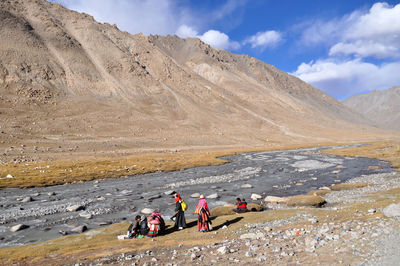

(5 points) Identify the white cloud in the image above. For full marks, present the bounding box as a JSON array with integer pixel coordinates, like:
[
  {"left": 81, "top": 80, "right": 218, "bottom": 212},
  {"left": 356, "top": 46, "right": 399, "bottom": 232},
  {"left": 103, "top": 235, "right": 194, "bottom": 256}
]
[
  {"left": 329, "top": 40, "right": 399, "bottom": 58},
  {"left": 199, "top": 30, "right": 240, "bottom": 50},
  {"left": 175, "top": 25, "right": 198, "bottom": 38},
  {"left": 53, "top": 0, "right": 242, "bottom": 51},
  {"left": 54, "top": 0, "right": 190, "bottom": 36},
  {"left": 292, "top": 59, "right": 400, "bottom": 98},
  {"left": 244, "top": 30, "right": 283, "bottom": 49},
  {"left": 300, "top": 2, "right": 400, "bottom": 59},
  {"left": 175, "top": 25, "right": 240, "bottom": 50}
]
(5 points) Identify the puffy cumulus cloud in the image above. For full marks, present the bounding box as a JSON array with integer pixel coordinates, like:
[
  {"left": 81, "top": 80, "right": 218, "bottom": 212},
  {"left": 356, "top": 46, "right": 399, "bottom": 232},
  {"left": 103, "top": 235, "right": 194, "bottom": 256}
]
[
  {"left": 175, "top": 26, "right": 240, "bottom": 50},
  {"left": 329, "top": 40, "right": 399, "bottom": 58},
  {"left": 244, "top": 30, "right": 283, "bottom": 49},
  {"left": 292, "top": 59, "right": 400, "bottom": 99},
  {"left": 199, "top": 30, "right": 240, "bottom": 50},
  {"left": 175, "top": 25, "right": 198, "bottom": 38},
  {"left": 300, "top": 2, "right": 400, "bottom": 59}
]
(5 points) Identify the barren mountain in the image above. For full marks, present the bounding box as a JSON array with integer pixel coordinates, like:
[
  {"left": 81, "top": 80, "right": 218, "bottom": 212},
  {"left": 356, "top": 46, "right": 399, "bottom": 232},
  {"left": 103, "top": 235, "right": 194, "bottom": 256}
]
[
  {"left": 343, "top": 86, "right": 400, "bottom": 131},
  {"left": 0, "top": 0, "right": 387, "bottom": 163}
]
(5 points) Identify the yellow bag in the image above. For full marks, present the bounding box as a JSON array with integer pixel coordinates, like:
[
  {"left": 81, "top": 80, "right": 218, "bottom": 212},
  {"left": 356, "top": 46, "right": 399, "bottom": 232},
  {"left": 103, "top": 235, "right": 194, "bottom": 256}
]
[{"left": 181, "top": 200, "right": 188, "bottom": 211}]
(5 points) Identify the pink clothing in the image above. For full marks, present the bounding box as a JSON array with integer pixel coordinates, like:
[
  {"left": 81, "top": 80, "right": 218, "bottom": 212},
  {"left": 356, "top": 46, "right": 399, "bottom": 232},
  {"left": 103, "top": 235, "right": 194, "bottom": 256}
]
[{"left": 198, "top": 198, "right": 207, "bottom": 208}]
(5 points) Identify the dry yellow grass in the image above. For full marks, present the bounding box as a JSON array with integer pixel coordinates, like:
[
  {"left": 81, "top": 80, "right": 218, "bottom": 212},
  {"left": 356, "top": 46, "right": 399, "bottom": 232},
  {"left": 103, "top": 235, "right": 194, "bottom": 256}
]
[
  {"left": 330, "top": 183, "right": 369, "bottom": 191},
  {"left": 323, "top": 141, "right": 400, "bottom": 171},
  {"left": 0, "top": 142, "right": 355, "bottom": 189}
]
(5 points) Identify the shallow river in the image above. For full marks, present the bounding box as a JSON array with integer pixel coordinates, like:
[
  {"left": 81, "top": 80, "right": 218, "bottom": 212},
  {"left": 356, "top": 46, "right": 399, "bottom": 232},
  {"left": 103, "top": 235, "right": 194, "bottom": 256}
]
[{"left": 0, "top": 145, "right": 393, "bottom": 248}]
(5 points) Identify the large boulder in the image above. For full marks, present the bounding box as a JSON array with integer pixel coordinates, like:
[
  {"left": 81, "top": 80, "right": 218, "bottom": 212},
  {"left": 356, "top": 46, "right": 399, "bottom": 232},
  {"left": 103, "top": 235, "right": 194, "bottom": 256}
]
[
  {"left": 286, "top": 195, "right": 326, "bottom": 207},
  {"left": 210, "top": 206, "right": 236, "bottom": 217},
  {"left": 264, "top": 196, "right": 287, "bottom": 203},
  {"left": 247, "top": 203, "right": 263, "bottom": 212},
  {"left": 383, "top": 203, "right": 400, "bottom": 217}
]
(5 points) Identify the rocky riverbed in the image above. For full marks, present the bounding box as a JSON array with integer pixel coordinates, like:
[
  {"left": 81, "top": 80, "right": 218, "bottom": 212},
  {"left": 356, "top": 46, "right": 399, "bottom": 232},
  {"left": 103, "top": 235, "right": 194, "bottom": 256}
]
[
  {"left": 0, "top": 145, "right": 393, "bottom": 248},
  {"left": 86, "top": 171, "right": 400, "bottom": 266}
]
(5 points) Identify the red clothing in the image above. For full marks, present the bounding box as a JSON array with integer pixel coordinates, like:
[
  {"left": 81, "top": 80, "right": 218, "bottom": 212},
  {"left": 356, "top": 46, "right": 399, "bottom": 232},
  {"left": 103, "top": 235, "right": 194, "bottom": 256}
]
[{"left": 238, "top": 202, "right": 247, "bottom": 209}]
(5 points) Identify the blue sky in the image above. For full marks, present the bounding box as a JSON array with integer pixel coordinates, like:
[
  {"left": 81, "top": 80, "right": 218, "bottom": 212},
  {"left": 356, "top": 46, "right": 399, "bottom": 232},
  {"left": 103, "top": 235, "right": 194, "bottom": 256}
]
[{"left": 51, "top": 0, "right": 400, "bottom": 100}]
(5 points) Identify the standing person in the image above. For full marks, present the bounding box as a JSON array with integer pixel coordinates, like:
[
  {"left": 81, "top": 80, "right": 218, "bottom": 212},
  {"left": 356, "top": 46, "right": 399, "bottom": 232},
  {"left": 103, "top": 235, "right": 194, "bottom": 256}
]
[
  {"left": 196, "top": 195, "right": 212, "bottom": 232},
  {"left": 173, "top": 193, "right": 187, "bottom": 230}
]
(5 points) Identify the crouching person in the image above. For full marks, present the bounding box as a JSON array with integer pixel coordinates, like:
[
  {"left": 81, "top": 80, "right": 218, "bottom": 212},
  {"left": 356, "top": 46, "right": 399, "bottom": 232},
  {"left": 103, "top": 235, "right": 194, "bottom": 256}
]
[{"left": 147, "top": 214, "right": 161, "bottom": 237}]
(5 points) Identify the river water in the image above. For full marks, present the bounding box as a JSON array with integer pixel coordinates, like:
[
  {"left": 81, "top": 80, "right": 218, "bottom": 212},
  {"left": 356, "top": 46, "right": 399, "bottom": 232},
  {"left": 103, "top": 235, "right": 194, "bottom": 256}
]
[{"left": 0, "top": 145, "right": 393, "bottom": 248}]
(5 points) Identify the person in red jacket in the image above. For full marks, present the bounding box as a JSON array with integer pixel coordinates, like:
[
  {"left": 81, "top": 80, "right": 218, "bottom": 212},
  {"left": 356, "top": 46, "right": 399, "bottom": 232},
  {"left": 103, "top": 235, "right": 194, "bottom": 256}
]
[{"left": 233, "top": 197, "right": 248, "bottom": 213}]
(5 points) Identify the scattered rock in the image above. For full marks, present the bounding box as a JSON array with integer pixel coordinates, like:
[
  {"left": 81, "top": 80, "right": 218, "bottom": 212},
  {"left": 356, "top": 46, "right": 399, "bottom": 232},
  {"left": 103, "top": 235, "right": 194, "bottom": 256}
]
[
  {"left": 251, "top": 193, "right": 262, "bottom": 201},
  {"left": 140, "top": 208, "right": 155, "bottom": 215},
  {"left": 368, "top": 165, "right": 383, "bottom": 170},
  {"left": 217, "top": 246, "right": 228, "bottom": 255},
  {"left": 79, "top": 212, "right": 92, "bottom": 219},
  {"left": 383, "top": 203, "right": 400, "bottom": 217},
  {"left": 190, "top": 193, "right": 200, "bottom": 198},
  {"left": 6, "top": 174, "right": 13, "bottom": 178},
  {"left": 264, "top": 196, "right": 287, "bottom": 203},
  {"left": 71, "top": 225, "right": 87, "bottom": 233},
  {"left": 245, "top": 251, "right": 254, "bottom": 257},
  {"left": 96, "top": 221, "right": 112, "bottom": 226},
  {"left": 9, "top": 224, "right": 29, "bottom": 232},
  {"left": 319, "top": 186, "right": 331, "bottom": 191},
  {"left": 21, "top": 196, "right": 33, "bottom": 203},
  {"left": 147, "top": 194, "right": 161, "bottom": 201},
  {"left": 368, "top": 207, "right": 376, "bottom": 213},
  {"left": 67, "top": 205, "right": 85, "bottom": 212},
  {"left": 295, "top": 182, "right": 304, "bottom": 186},
  {"left": 164, "top": 190, "right": 175, "bottom": 195},
  {"left": 241, "top": 184, "right": 253, "bottom": 188},
  {"left": 207, "top": 193, "right": 219, "bottom": 199},
  {"left": 47, "top": 192, "right": 56, "bottom": 196}
]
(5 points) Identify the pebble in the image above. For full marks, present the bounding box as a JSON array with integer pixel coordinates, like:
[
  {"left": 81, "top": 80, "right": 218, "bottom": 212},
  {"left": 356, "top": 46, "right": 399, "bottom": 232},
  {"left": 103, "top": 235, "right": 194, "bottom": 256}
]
[
  {"left": 66, "top": 205, "right": 85, "bottom": 212},
  {"left": 6, "top": 174, "right": 13, "bottom": 178},
  {"left": 241, "top": 184, "right": 253, "bottom": 188},
  {"left": 164, "top": 190, "right": 175, "bottom": 195},
  {"left": 245, "top": 251, "right": 254, "bottom": 257},
  {"left": 190, "top": 193, "right": 200, "bottom": 198},
  {"left": 217, "top": 246, "right": 228, "bottom": 254}
]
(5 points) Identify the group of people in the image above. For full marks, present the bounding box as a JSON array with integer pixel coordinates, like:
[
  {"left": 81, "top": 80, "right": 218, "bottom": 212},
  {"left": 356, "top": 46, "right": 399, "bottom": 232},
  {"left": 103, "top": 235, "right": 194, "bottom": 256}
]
[
  {"left": 126, "top": 212, "right": 166, "bottom": 239},
  {"left": 122, "top": 192, "right": 213, "bottom": 239}
]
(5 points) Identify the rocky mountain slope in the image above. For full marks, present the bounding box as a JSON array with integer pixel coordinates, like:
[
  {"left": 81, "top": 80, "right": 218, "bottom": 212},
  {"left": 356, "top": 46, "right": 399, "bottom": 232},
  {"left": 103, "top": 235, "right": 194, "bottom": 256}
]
[
  {"left": 0, "top": 0, "right": 387, "bottom": 163},
  {"left": 343, "top": 86, "right": 400, "bottom": 131}
]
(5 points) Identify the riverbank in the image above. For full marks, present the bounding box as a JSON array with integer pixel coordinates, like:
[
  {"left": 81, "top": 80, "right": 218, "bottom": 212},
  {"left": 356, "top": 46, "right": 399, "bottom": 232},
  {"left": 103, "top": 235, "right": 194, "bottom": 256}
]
[
  {"left": 0, "top": 142, "right": 371, "bottom": 189},
  {"left": 0, "top": 141, "right": 399, "bottom": 265}
]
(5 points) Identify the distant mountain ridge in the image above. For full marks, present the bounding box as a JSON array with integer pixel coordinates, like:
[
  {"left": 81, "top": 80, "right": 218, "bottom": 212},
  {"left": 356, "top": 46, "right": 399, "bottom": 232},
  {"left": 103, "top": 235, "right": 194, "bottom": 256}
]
[
  {"left": 343, "top": 87, "right": 400, "bottom": 131},
  {"left": 0, "top": 0, "right": 387, "bottom": 156}
]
